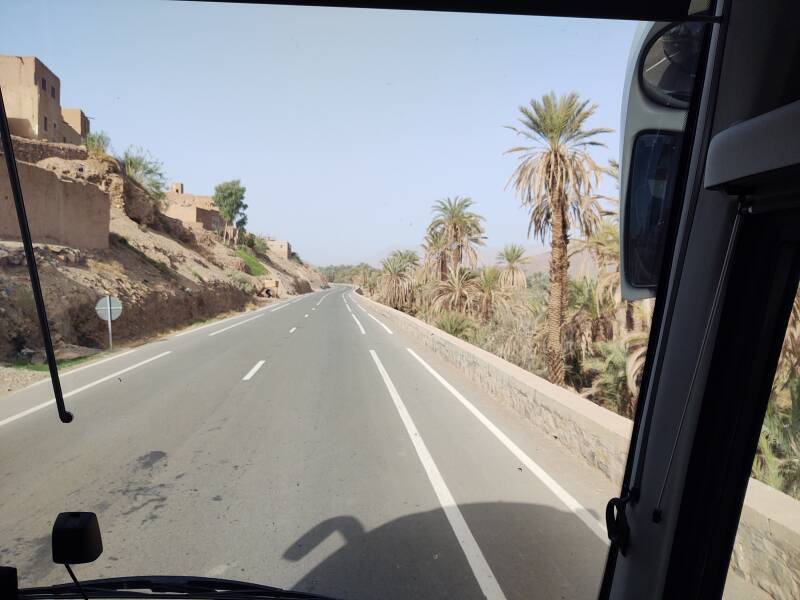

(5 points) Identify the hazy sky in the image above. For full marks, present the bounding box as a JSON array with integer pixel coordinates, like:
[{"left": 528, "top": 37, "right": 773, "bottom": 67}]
[{"left": 1, "top": 1, "right": 637, "bottom": 265}]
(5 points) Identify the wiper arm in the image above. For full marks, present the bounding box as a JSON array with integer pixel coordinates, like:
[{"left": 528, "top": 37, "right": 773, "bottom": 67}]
[{"left": 20, "top": 575, "right": 339, "bottom": 600}]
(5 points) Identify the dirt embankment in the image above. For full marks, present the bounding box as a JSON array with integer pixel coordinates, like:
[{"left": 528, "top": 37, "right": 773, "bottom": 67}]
[{"left": 0, "top": 139, "right": 326, "bottom": 362}]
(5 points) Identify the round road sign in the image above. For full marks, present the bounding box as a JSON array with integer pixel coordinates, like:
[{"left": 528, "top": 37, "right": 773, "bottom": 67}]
[{"left": 95, "top": 296, "right": 123, "bottom": 321}]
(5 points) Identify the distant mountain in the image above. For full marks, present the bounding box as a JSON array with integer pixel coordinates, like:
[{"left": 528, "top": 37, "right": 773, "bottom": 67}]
[{"left": 476, "top": 243, "right": 596, "bottom": 279}]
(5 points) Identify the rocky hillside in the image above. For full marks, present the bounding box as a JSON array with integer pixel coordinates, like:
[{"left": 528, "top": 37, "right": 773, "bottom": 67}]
[{"left": 0, "top": 138, "right": 325, "bottom": 362}]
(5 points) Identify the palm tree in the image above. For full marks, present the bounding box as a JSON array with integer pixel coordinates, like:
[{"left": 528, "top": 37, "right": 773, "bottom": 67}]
[
  {"left": 506, "top": 91, "right": 610, "bottom": 385},
  {"left": 496, "top": 244, "right": 529, "bottom": 289},
  {"left": 437, "top": 311, "right": 476, "bottom": 341},
  {"left": 377, "top": 254, "right": 413, "bottom": 310},
  {"left": 390, "top": 249, "right": 420, "bottom": 271},
  {"left": 475, "top": 266, "right": 507, "bottom": 322},
  {"left": 431, "top": 266, "right": 480, "bottom": 316},
  {"left": 422, "top": 229, "right": 450, "bottom": 282},
  {"left": 427, "top": 197, "right": 485, "bottom": 275}
]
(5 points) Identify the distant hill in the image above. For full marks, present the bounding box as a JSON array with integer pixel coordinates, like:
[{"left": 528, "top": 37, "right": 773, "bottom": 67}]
[{"left": 476, "top": 243, "right": 596, "bottom": 279}]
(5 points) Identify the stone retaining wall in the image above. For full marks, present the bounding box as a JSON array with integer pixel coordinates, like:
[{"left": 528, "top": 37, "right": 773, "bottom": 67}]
[{"left": 359, "top": 292, "right": 800, "bottom": 600}]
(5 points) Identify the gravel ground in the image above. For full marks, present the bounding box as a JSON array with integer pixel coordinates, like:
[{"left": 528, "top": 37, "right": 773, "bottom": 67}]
[{"left": 0, "top": 366, "right": 48, "bottom": 397}]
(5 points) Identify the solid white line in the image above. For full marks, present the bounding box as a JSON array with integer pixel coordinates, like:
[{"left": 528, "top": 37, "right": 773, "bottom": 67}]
[
  {"left": 271, "top": 302, "right": 291, "bottom": 312},
  {"left": 290, "top": 327, "right": 297, "bottom": 333},
  {"left": 208, "top": 314, "right": 263, "bottom": 337},
  {"left": 242, "top": 360, "right": 266, "bottom": 381},
  {"left": 0, "top": 351, "right": 172, "bottom": 428},
  {"left": 406, "top": 348, "right": 608, "bottom": 542},
  {"left": 18, "top": 348, "right": 141, "bottom": 393},
  {"left": 351, "top": 314, "right": 366, "bottom": 335},
  {"left": 369, "top": 350, "right": 506, "bottom": 600},
  {"left": 345, "top": 304, "right": 353, "bottom": 314},
  {"left": 312, "top": 307, "right": 316, "bottom": 311},
  {"left": 173, "top": 304, "right": 272, "bottom": 338}
]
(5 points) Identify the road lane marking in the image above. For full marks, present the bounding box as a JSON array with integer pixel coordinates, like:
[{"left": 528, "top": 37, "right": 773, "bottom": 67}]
[
  {"left": 0, "top": 351, "right": 172, "bottom": 428},
  {"left": 242, "top": 360, "right": 266, "bottom": 381},
  {"left": 349, "top": 297, "right": 393, "bottom": 334},
  {"left": 290, "top": 327, "right": 297, "bottom": 333},
  {"left": 369, "top": 350, "right": 506, "bottom": 600},
  {"left": 345, "top": 304, "right": 352, "bottom": 313},
  {"left": 316, "top": 292, "right": 333, "bottom": 306},
  {"left": 365, "top": 312, "right": 393, "bottom": 334},
  {"left": 271, "top": 302, "right": 291, "bottom": 312},
  {"left": 406, "top": 348, "right": 608, "bottom": 542},
  {"left": 19, "top": 348, "right": 142, "bottom": 393},
  {"left": 351, "top": 314, "right": 366, "bottom": 335},
  {"left": 312, "top": 307, "right": 316, "bottom": 311},
  {"left": 304, "top": 314, "right": 309, "bottom": 318},
  {"left": 208, "top": 314, "right": 263, "bottom": 337}
]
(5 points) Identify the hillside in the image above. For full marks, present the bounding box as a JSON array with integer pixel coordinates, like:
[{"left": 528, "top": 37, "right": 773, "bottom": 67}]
[{"left": 0, "top": 139, "right": 325, "bottom": 363}]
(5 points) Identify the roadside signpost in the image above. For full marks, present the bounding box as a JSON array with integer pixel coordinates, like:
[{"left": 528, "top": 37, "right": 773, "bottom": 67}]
[{"left": 95, "top": 295, "right": 122, "bottom": 350}]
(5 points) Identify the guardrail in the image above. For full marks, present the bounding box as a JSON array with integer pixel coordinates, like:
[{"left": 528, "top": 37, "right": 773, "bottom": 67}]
[{"left": 358, "top": 292, "right": 800, "bottom": 600}]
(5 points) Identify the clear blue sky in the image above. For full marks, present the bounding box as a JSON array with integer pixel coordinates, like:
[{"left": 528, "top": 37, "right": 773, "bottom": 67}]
[{"left": 1, "top": 1, "right": 637, "bottom": 265}]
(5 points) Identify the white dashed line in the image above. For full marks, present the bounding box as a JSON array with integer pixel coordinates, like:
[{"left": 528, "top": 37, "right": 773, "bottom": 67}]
[
  {"left": 242, "top": 360, "right": 266, "bottom": 381},
  {"left": 406, "top": 348, "right": 607, "bottom": 542},
  {"left": 304, "top": 314, "right": 309, "bottom": 318},
  {"left": 208, "top": 314, "right": 263, "bottom": 337},
  {"left": 369, "top": 350, "right": 506, "bottom": 600},
  {"left": 290, "top": 327, "right": 297, "bottom": 333}
]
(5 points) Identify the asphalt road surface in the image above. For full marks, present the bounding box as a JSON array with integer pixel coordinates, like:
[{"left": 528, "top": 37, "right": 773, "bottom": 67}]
[{"left": 0, "top": 286, "right": 765, "bottom": 599}]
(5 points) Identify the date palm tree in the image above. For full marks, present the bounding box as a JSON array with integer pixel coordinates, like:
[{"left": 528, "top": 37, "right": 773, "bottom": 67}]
[
  {"left": 427, "top": 197, "right": 485, "bottom": 275},
  {"left": 431, "top": 266, "right": 480, "bottom": 316},
  {"left": 378, "top": 254, "right": 413, "bottom": 310},
  {"left": 475, "top": 266, "right": 507, "bottom": 322},
  {"left": 422, "top": 229, "right": 450, "bottom": 282},
  {"left": 505, "top": 91, "right": 610, "bottom": 385},
  {"left": 496, "top": 244, "right": 529, "bottom": 289}
]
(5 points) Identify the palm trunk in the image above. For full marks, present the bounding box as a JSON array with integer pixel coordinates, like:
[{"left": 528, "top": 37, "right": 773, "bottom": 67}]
[
  {"left": 546, "top": 196, "right": 568, "bottom": 386},
  {"left": 625, "top": 301, "right": 635, "bottom": 332}
]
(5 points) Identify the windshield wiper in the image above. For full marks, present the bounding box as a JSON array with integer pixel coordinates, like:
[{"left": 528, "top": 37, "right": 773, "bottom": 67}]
[{"left": 19, "top": 576, "right": 339, "bottom": 600}]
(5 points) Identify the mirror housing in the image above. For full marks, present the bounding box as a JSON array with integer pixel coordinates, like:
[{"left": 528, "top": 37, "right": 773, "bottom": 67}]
[
  {"left": 620, "top": 22, "right": 703, "bottom": 300},
  {"left": 52, "top": 512, "right": 103, "bottom": 565}
]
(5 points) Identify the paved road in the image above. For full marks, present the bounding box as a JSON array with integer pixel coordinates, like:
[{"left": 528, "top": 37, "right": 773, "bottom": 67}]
[{"left": 0, "top": 286, "right": 764, "bottom": 599}]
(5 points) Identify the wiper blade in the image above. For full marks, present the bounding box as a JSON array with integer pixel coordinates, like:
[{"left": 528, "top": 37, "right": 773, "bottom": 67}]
[{"left": 20, "top": 575, "right": 339, "bottom": 599}]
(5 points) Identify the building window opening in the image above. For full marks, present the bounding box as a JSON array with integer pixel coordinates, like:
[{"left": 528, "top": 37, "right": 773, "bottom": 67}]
[
  {"left": 51, "top": 85, "right": 55, "bottom": 99},
  {"left": 41, "top": 77, "right": 46, "bottom": 90}
]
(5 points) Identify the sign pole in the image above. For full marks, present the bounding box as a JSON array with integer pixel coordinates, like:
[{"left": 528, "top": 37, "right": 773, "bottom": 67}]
[{"left": 106, "top": 294, "right": 113, "bottom": 350}]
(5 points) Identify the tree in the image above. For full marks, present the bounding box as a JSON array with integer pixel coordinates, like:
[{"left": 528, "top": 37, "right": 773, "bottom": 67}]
[
  {"left": 431, "top": 266, "right": 480, "bottom": 316},
  {"left": 475, "top": 266, "right": 506, "bottom": 322},
  {"left": 378, "top": 254, "right": 414, "bottom": 310},
  {"left": 496, "top": 244, "right": 529, "bottom": 289},
  {"left": 422, "top": 229, "right": 450, "bottom": 282},
  {"left": 213, "top": 180, "right": 248, "bottom": 244},
  {"left": 427, "top": 197, "right": 485, "bottom": 275},
  {"left": 505, "top": 92, "right": 610, "bottom": 385}
]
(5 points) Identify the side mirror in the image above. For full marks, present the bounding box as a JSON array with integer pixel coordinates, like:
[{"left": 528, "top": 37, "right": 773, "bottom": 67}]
[
  {"left": 620, "top": 21, "right": 705, "bottom": 300},
  {"left": 52, "top": 512, "right": 103, "bottom": 565}
]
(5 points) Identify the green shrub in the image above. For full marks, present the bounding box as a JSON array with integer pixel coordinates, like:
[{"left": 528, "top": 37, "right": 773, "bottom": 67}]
[
  {"left": 83, "top": 131, "right": 111, "bottom": 156},
  {"left": 121, "top": 146, "right": 167, "bottom": 204},
  {"left": 437, "top": 311, "right": 475, "bottom": 341},
  {"left": 236, "top": 248, "right": 267, "bottom": 276}
]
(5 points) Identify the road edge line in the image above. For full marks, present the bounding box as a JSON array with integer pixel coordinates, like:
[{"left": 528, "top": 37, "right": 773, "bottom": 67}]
[
  {"left": 406, "top": 347, "right": 608, "bottom": 542},
  {"left": 369, "top": 349, "right": 507, "bottom": 600}
]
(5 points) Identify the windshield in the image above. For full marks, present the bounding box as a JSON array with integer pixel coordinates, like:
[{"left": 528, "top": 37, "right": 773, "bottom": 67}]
[{"left": 0, "top": 2, "right": 793, "bottom": 599}]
